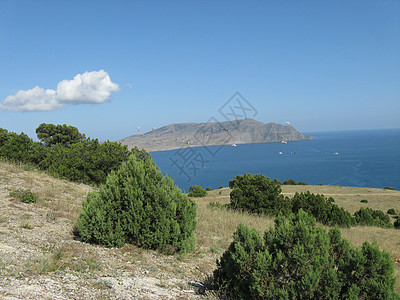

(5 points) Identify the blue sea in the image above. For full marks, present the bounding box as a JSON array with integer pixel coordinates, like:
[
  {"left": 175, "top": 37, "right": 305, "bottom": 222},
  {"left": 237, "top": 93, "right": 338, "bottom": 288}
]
[{"left": 151, "top": 129, "right": 400, "bottom": 192}]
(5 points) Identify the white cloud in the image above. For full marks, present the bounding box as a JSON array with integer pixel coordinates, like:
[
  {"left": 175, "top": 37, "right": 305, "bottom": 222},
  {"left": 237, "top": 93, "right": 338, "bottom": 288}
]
[
  {"left": 56, "top": 70, "right": 120, "bottom": 104},
  {"left": 0, "top": 86, "right": 61, "bottom": 112},
  {"left": 0, "top": 70, "right": 119, "bottom": 112}
]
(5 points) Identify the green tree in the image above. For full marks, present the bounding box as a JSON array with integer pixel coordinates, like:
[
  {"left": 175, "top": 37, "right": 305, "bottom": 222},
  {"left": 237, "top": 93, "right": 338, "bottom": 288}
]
[
  {"left": 188, "top": 185, "right": 207, "bottom": 197},
  {"left": 283, "top": 178, "right": 298, "bottom": 185},
  {"left": 36, "top": 123, "right": 85, "bottom": 147},
  {"left": 212, "top": 210, "right": 399, "bottom": 299},
  {"left": 77, "top": 154, "right": 197, "bottom": 253},
  {"left": 228, "top": 173, "right": 290, "bottom": 215}
]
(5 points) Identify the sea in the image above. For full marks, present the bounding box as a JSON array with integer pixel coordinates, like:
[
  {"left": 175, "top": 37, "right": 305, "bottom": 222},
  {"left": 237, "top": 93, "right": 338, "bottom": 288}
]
[{"left": 151, "top": 129, "right": 400, "bottom": 192}]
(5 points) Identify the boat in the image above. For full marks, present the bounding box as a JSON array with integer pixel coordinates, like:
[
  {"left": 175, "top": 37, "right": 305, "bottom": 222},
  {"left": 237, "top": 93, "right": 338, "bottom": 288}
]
[
  {"left": 231, "top": 144, "right": 237, "bottom": 147},
  {"left": 333, "top": 152, "right": 339, "bottom": 155},
  {"left": 281, "top": 141, "right": 288, "bottom": 144},
  {"left": 278, "top": 152, "right": 283, "bottom": 155}
]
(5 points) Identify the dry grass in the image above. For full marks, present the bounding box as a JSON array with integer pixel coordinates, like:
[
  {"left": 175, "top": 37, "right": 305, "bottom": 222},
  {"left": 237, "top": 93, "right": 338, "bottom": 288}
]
[{"left": 0, "top": 159, "right": 92, "bottom": 221}]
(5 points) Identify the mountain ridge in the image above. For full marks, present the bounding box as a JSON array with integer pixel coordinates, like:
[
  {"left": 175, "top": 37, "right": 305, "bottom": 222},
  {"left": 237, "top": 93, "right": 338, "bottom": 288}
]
[{"left": 118, "top": 118, "right": 313, "bottom": 152}]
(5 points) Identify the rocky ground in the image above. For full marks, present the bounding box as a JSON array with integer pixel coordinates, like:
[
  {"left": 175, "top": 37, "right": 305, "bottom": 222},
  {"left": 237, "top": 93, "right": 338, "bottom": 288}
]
[{"left": 0, "top": 162, "right": 218, "bottom": 299}]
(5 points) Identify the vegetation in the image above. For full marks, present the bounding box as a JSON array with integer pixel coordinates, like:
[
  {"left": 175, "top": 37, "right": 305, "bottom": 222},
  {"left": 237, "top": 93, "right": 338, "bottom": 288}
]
[
  {"left": 385, "top": 186, "right": 395, "bottom": 190},
  {"left": 0, "top": 124, "right": 147, "bottom": 185},
  {"left": 282, "top": 179, "right": 308, "bottom": 185},
  {"left": 360, "top": 199, "right": 368, "bottom": 203},
  {"left": 9, "top": 188, "right": 39, "bottom": 203},
  {"left": 188, "top": 185, "right": 207, "bottom": 197},
  {"left": 77, "top": 154, "right": 197, "bottom": 253},
  {"left": 354, "top": 207, "right": 393, "bottom": 228},
  {"left": 388, "top": 208, "right": 397, "bottom": 215},
  {"left": 212, "top": 210, "right": 399, "bottom": 299},
  {"left": 228, "top": 173, "right": 397, "bottom": 229},
  {"left": 291, "top": 191, "right": 355, "bottom": 227},
  {"left": 228, "top": 173, "right": 289, "bottom": 216},
  {"left": 1, "top": 160, "right": 400, "bottom": 295},
  {"left": 283, "top": 178, "right": 297, "bottom": 185},
  {"left": 228, "top": 174, "right": 354, "bottom": 227},
  {"left": 394, "top": 218, "right": 400, "bottom": 229}
]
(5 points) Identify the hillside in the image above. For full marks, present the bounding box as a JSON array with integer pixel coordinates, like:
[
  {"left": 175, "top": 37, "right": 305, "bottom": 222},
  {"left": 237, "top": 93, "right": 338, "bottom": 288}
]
[
  {"left": 118, "top": 118, "right": 313, "bottom": 152},
  {"left": 1, "top": 160, "right": 399, "bottom": 298}
]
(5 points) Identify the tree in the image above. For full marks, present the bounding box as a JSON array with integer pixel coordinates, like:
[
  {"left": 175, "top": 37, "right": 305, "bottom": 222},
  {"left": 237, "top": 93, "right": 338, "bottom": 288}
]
[
  {"left": 228, "top": 173, "right": 290, "bottom": 215},
  {"left": 188, "top": 185, "right": 207, "bottom": 197},
  {"left": 77, "top": 154, "right": 197, "bottom": 253},
  {"left": 36, "top": 123, "right": 85, "bottom": 147},
  {"left": 212, "top": 210, "right": 399, "bottom": 299}
]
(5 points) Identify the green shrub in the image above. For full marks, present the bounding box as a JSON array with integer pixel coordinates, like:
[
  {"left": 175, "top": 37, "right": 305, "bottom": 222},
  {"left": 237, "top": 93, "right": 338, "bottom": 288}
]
[
  {"left": 387, "top": 208, "right": 397, "bottom": 215},
  {"left": 1, "top": 124, "right": 144, "bottom": 186},
  {"left": 354, "top": 207, "right": 393, "bottom": 228},
  {"left": 394, "top": 218, "right": 400, "bottom": 229},
  {"left": 9, "top": 189, "right": 38, "bottom": 203},
  {"left": 298, "top": 181, "right": 308, "bottom": 185},
  {"left": 228, "top": 173, "right": 290, "bottom": 215},
  {"left": 384, "top": 186, "right": 395, "bottom": 190},
  {"left": 77, "top": 154, "right": 197, "bottom": 253},
  {"left": 360, "top": 199, "right": 368, "bottom": 203},
  {"left": 283, "top": 178, "right": 297, "bottom": 185},
  {"left": 291, "top": 192, "right": 355, "bottom": 227},
  {"left": 205, "top": 187, "right": 212, "bottom": 191},
  {"left": 188, "top": 185, "right": 207, "bottom": 197},
  {"left": 212, "top": 210, "right": 399, "bottom": 299}
]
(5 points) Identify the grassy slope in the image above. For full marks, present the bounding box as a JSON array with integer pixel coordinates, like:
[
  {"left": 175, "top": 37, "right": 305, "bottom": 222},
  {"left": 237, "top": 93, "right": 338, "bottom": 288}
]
[{"left": 1, "top": 159, "right": 400, "bottom": 296}]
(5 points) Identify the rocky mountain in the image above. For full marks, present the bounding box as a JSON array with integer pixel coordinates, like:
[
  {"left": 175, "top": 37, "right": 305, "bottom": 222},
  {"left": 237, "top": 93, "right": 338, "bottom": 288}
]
[{"left": 118, "top": 118, "right": 313, "bottom": 152}]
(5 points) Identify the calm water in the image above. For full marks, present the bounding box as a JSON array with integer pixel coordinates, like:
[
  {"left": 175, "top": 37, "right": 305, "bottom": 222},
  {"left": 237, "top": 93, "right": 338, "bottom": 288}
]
[{"left": 151, "top": 129, "right": 400, "bottom": 192}]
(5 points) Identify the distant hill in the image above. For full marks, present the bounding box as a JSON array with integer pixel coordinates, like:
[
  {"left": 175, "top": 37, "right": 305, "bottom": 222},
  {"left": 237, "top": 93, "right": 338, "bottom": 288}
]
[{"left": 118, "top": 118, "right": 313, "bottom": 152}]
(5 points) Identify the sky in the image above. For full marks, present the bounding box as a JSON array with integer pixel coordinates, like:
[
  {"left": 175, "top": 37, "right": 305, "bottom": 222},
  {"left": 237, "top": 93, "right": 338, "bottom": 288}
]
[{"left": 0, "top": 0, "right": 399, "bottom": 141}]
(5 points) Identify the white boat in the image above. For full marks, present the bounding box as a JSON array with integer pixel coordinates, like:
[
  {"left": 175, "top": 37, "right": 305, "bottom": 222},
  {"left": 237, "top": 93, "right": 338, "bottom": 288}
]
[
  {"left": 333, "top": 152, "right": 339, "bottom": 155},
  {"left": 278, "top": 152, "right": 283, "bottom": 155},
  {"left": 281, "top": 141, "right": 288, "bottom": 144},
  {"left": 231, "top": 144, "right": 237, "bottom": 147}
]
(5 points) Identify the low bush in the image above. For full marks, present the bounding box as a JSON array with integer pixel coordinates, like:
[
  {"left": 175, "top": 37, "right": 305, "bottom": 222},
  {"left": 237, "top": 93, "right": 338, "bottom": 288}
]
[
  {"left": 77, "top": 154, "right": 197, "bottom": 253},
  {"left": 283, "top": 178, "right": 297, "bottom": 185},
  {"left": 394, "top": 218, "right": 400, "bottom": 229},
  {"left": 188, "top": 185, "right": 207, "bottom": 197},
  {"left": 9, "top": 189, "right": 38, "bottom": 203},
  {"left": 360, "top": 199, "right": 368, "bottom": 203},
  {"left": 212, "top": 210, "right": 399, "bottom": 299},
  {"left": 384, "top": 186, "right": 395, "bottom": 190},
  {"left": 228, "top": 173, "right": 290, "bottom": 216},
  {"left": 354, "top": 207, "right": 393, "bottom": 228},
  {"left": 387, "top": 208, "right": 397, "bottom": 215},
  {"left": 291, "top": 192, "right": 355, "bottom": 227}
]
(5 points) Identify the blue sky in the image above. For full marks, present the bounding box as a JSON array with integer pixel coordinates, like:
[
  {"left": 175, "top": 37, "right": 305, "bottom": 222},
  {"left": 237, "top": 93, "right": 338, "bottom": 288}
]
[{"left": 0, "top": 0, "right": 399, "bottom": 141}]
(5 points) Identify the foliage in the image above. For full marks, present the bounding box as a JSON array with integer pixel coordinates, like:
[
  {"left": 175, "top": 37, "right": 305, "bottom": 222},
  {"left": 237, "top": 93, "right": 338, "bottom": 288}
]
[
  {"left": 387, "top": 208, "right": 397, "bottom": 215},
  {"left": 354, "top": 207, "right": 393, "bottom": 228},
  {"left": 291, "top": 192, "right": 355, "bottom": 227},
  {"left": 0, "top": 124, "right": 146, "bottom": 185},
  {"left": 36, "top": 123, "right": 85, "bottom": 147},
  {"left": 9, "top": 189, "right": 39, "bottom": 203},
  {"left": 283, "top": 178, "right": 297, "bottom": 185},
  {"left": 0, "top": 128, "right": 35, "bottom": 163},
  {"left": 229, "top": 173, "right": 290, "bottom": 215},
  {"left": 188, "top": 185, "right": 207, "bottom": 197},
  {"left": 394, "top": 218, "right": 400, "bottom": 229},
  {"left": 77, "top": 154, "right": 197, "bottom": 253},
  {"left": 212, "top": 210, "right": 399, "bottom": 299},
  {"left": 360, "top": 199, "right": 368, "bottom": 203},
  {"left": 384, "top": 186, "right": 395, "bottom": 190}
]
